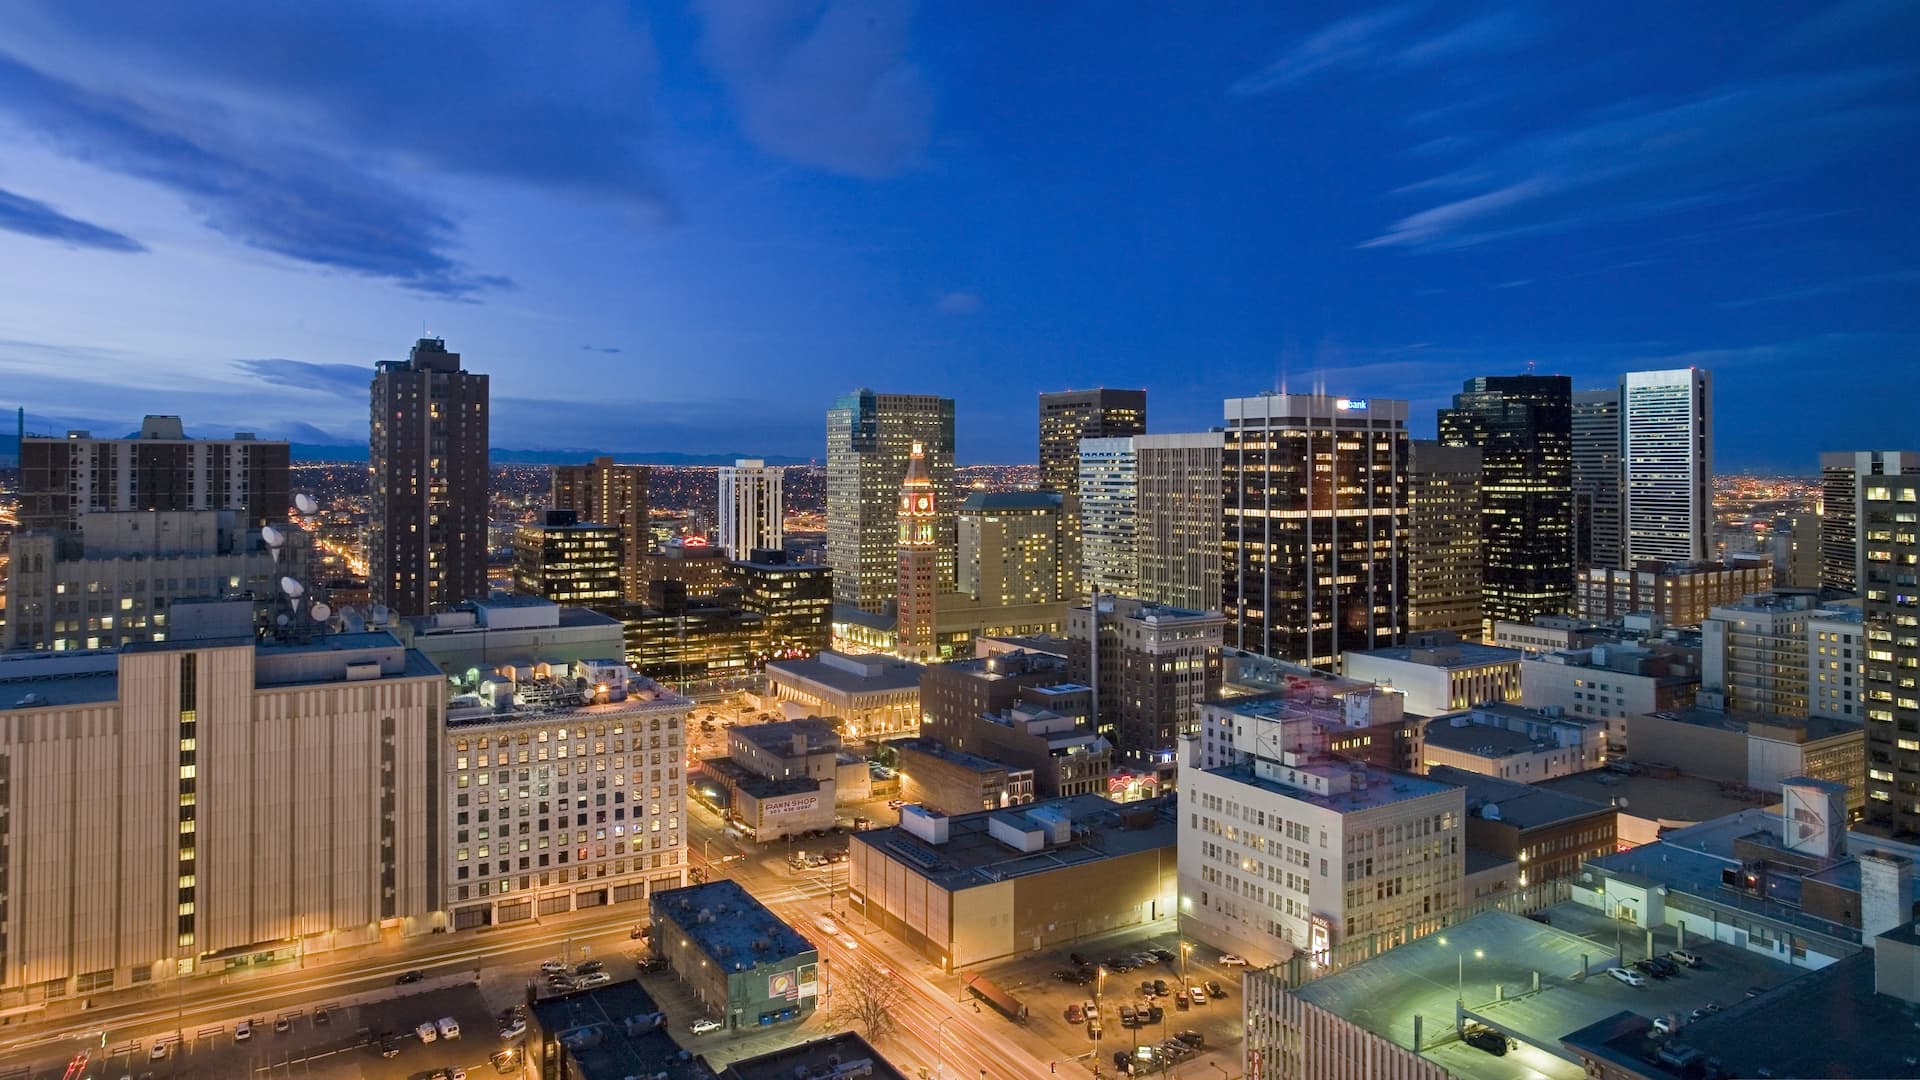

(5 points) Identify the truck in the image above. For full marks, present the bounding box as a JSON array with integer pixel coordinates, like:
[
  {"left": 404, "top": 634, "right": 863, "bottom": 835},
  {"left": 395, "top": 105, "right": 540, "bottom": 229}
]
[{"left": 964, "top": 973, "right": 1029, "bottom": 1023}]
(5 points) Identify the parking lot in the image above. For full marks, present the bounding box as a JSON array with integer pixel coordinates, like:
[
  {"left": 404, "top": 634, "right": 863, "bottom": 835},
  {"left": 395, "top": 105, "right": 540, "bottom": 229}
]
[
  {"left": 970, "top": 928, "right": 1247, "bottom": 1075},
  {"left": 82, "top": 984, "right": 515, "bottom": 1080}
]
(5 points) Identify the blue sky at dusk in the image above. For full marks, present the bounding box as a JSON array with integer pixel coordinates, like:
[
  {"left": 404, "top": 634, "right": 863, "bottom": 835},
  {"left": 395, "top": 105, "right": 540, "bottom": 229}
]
[{"left": 0, "top": 2, "right": 1914, "bottom": 467}]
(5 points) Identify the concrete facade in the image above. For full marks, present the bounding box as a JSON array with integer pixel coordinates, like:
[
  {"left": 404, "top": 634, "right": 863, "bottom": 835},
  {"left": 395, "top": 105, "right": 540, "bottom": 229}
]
[{"left": 1341, "top": 635, "right": 1524, "bottom": 718}]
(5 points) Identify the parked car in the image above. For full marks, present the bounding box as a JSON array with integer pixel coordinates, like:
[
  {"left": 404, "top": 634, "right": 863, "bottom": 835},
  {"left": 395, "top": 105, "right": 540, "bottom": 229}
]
[
  {"left": 1144, "top": 1004, "right": 1163, "bottom": 1023},
  {"left": 630, "top": 925, "right": 651, "bottom": 940},
  {"left": 1669, "top": 950, "right": 1703, "bottom": 968},
  {"left": 577, "top": 972, "right": 612, "bottom": 989},
  {"left": 235, "top": 1021, "right": 253, "bottom": 1043},
  {"left": 1176, "top": 1030, "right": 1204, "bottom": 1048},
  {"left": 575, "top": 960, "right": 605, "bottom": 976},
  {"left": 1651, "top": 1016, "right": 1677, "bottom": 1036},
  {"left": 148, "top": 1042, "right": 168, "bottom": 1062},
  {"left": 1065, "top": 1004, "right": 1085, "bottom": 1023},
  {"left": 416, "top": 1021, "right": 438, "bottom": 1043},
  {"left": 852, "top": 817, "right": 871, "bottom": 830},
  {"left": 1218, "top": 954, "right": 1248, "bottom": 967},
  {"left": 690, "top": 1018, "right": 724, "bottom": 1035},
  {"left": 1086, "top": 1017, "right": 1102, "bottom": 1038},
  {"left": 1151, "top": 948, "right": 1176, "bottom": 963},
  {"left": 1174, "top": 992, "right": 1189, "bottom": 1010},
  {"left": 274, "top": 1016, "right": 291, "bottom": 1034},
  {"left": 314, "top": 1008, "right": 331, "bottom": 1026},
  {"left": 1189, "top": 986, "right": 1208, "bottom": 1005},
  {"left": 499, "top": 1018, "right": 527, "bottom": 1040},
  {"left": 436, "top": 1017, "right": 460, "bottom": 1040},
  {"left": 1069, "top": 952, "right": 1089, "bottom": 967},
  {"left": 1153, "top": 978, "right": 1170, "bottom": 995},
  {"left": 1206, "top": 980, "right": 1227, "bottom": 999},
  {"left": 1463, "top": 1028, "right": 1509, "bottom": 1056},
  {"left": 1055, "top": 969, "right": 1082, "bottom": 983},
  {"left": 397, "top": 970, "right": 425, "bottom": 984},
  {"left": 1608, "top": 967, "right": 1647, "bottom": 987},
  {"left": 380, "top": 1036, "right": 401, "bottom": 1059},
  {"left": 1119, "top": 1005, "right": 1137, "bottom": 1027},
  {"left": 1646, "top": 956, "right": 1679, "bottom": 977}
]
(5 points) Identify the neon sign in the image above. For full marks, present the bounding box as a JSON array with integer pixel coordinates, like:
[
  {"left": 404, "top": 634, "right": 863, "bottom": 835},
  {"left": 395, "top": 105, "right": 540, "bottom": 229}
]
[{"left": 1335, "top": 398, "right": 1368, "bottom": 411}]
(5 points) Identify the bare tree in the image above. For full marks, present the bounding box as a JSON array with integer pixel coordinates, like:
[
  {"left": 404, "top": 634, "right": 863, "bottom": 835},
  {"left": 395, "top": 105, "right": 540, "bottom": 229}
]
[{"left": 832, "top": 961, "right": 904, "bottom": 1041}]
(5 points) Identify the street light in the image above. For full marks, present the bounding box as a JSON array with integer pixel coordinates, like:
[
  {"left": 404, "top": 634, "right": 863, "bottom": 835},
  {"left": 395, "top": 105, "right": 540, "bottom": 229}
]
[
  {"left": 1179, "top": 942, "right": 1193, "bottom": 992},
  {"left": 936, "top": 1015, "right": 954, "bottom": 1080}
]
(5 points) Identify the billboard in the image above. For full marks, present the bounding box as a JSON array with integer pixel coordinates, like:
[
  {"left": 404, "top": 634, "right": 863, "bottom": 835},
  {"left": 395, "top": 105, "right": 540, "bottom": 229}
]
[
  {"left": 769, "top": 969, "right": 799, "bottom": 1001},
  {"left": 761, "top": 792, "right": 821, "bottom": 817}
]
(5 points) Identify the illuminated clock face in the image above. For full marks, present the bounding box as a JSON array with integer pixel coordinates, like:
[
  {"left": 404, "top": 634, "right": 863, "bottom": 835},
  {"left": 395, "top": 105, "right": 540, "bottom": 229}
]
[{"left": 916, "top": 495, "right": 931, "bottom": 512}]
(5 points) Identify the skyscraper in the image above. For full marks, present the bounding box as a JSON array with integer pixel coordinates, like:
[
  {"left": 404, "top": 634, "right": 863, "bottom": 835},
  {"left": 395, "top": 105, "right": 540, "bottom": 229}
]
[
  {"left": 1439, "top": 374, "right": 1574, "bottom": 630},
  {"left": 1406, "top": 440, "right": 1484, "bottom": 640},
  {"left": 19, "top": 414, "right": 289, "bottom": 532},
  {"left": 1040, "top": 388, "right": 1146, "bottom": 600},
  {"left": 552, "top": 456, "right": 651, "bottom": 602},
  {"left": 1620, "top": 368, "right": 1712, "bottom": 566},
  {"left": 826, "top": 390, "right": 955, "bottom": 612},
  {"left": 1135, "top": 432, "right": 1223, "bottom": 612},
  {"left": 957, "top": 491, "right": 1065, "bottom": 606},
  {"left": 717, "top": 458, "right": 784, "bottom": 559},
  {"left": 1819, "top": 451, "right": 1920, "bottom": 594},
  {"left": 1860, "top": 472, "right": 1920, "bottom": 838},
  {"left": 370, "top": 337, "right": 489, "bottom": 616},
  {"left": 1223, "top": 394, "right": 1408, "bottom": 668},
  {"left": 1077, "top": 436, "right": 1139, "bottom": 598},
  {"left": 1572, "top": 388, "right": 1623, "bottom": 570},
  {"left": 895, "top": 441, "right": 939, "bottom": 661},
  {"left": 1037, "top": 388, "right": 1147, "bottom": 495}
]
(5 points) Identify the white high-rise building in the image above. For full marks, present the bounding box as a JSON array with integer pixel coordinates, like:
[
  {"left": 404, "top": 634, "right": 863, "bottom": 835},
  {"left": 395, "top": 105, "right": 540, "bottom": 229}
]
[
  {"left": 718, "top": 458, "right": 784, "bottom": 559},
  {"left": 1077, "top": 437, "right": 1138, "bottom": 598},
  {"left": 1077, "top": 432, "right": 1223, "bottom": 611},
  {"left": 1620, "top": 369, "right": 1712, "bottom": 566}
]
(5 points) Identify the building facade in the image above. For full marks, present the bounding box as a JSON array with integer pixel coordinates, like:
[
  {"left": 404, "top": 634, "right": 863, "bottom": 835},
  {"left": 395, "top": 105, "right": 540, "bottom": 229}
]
[
  {"left": 1520, "top": 642, "right": 1702, "bottom": 756},
  {"left": 1136, "top": 432, "right": 1224, "bottom": 611},
  {"left": 1340, "top": 635, "right": 1525, "bottom": 718},
  {"left": 0, "top": 631, "right": 441, "bottom": 1000},
  {"left": 919, "top": 651, "right": 1113, "bottom": 798},
  {"left": 1572, "top": 387, "right": 1623, "bottom": 572},
  {"left": 370, "top": 337, "right": 489, "bottom": 616},
  {"left": 1038, "top": 388, "right": 1146, "bottom": 495},
  {"left": 1576, "top": 557, "right": 1774, "bottom": 628},
  {"left": 956, "top": 491, "right": 1064, "bottom": 606},
  {"left": 1619, "top": 368, "right": 1712, "bottom": 566},
  {"left": 1820, "top": 451, "right": 1920, "bottom": 594},
  {"left": 1076, "top": 436, "right": 1139, "bottom": 598},
  {"left": 1223, "top": 394, "right": 1409, "bottom": 669},
  {"left": 1810, "top": 605, "right": 1867, "bottom": 721},
  {"left": 728, "top": 552, "right": 832, "bottom": 660},
  {"left": 1405, "top": 440, "right": 1484, "bottom": 640},
  {"left": 513, "top": 510, "right": 622, "bottom": 607},
  {"left": 895, "top": 441, "right": 940, "bottom": 661},
  {"left": 650, "top": 880, "right": 818, "bottom": 1032},
  {"left": 1861, "top": 473, "right": 1920, "bottom": 838},
  {"left": 1066, "top": 597, "right": 1225, "bottom": 770},
  {"left": 1438, "top": 374, "right": 1574, "bottom": 631},
  {"left": 826, "top": 390, "right": 955, "bottom": 611},
  {"left": 18, "top": 415, "right": 289, "bottom": 533},
  {"left": 717, "top": 459, "right": 783, "bottom": 560},
  {"left": 443, "top": 670, "right": 690, "bottom": 928},
  {"left": 763, "top": 651, "right": 923, "bottom": 739},
  {"left": 893, "top": 738, "right": 1033, "bottom": 814},
  {"left": 552, "top": 456, "right": 652, "bottom": 603}
]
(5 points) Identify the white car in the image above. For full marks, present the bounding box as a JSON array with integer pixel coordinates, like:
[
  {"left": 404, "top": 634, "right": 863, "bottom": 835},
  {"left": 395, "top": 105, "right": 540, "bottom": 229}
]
[
  {"left": 235, "top": 1020, "right": 253, "bottom": 1042},
  {"left": 436, "top": 1016, "right": 460, "bottom": 1040},
  {"left": 1607, "top": 967, "right": 1646, "bottom": 987},
  {"left": 149, "top": 1042, "right": 169, "bottom": 1061},
  {"left": 539, "top": 960, "right": 568, "bottom": 975},
  {"left": 1651, "top": 1016, "right": 1677, "bottom": 1036},
  {"left": 499, "top": 1018, "right": 527, "bottom": 1040},
  {"left": 416, "top": 1020, "right": 438, "bottom": 1043},
  {"left": 1218, "top": 954, "right": 1248, "bottom": 967},
  {"left": 690, "top": 1018, "right": 724, "bottom": 1035}
]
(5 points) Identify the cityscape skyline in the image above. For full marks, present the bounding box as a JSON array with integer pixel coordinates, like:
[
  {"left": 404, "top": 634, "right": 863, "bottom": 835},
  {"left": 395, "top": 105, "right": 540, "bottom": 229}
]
[{"left": 0, "top": 3, "right": 1915, "bottom": 467}]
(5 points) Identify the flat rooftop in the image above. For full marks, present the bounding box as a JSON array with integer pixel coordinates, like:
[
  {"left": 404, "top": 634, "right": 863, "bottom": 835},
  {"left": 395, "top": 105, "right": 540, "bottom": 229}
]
[
  {"left": 977, "top": 633, "right": 1072, "bottom": 657},
  {"left": 731, "top": 717, "right": 841, "bottom": 754},
  {"left": 1643, "top": 704, "right": 1863, "bottom": 742},
  {"left": 651, "top": 879, "right": 813, "bottom": 974},
  {"left": 853, "top": 792, "right": 1175, "bottom": 892},
  {"left": 446, "top": 684, "right": 691, "bottom": 731},
  {"left": 893, "top": 737, "right": 1010, "bottom": 775},
  {"left": 1535, "top": 768, "right": 1774, "bottom": 826},
  {"left": 1348, "top": 641, "right": 1523, "bottom": 668},
  {"left": 1203, "top": 759, "right": 1457, "bottom": 814},
  {"left": 1426, "top": 766, "right": 1613, "bottom": 830},
  {"left": 530, "top": 980, "right": 701, "bottom": 1080},
  {"left": 766, "top": 652, "right": 924, "bottom": 693},
  {"left": 1587, "top": 841, "right": 1860, "bottom": 946},
  {"left": 715, "top": 1032, "right": 906, "bottom": 1080},
  {"left": 1425, "top": 721, "right": 1566, "bottom": 758}
]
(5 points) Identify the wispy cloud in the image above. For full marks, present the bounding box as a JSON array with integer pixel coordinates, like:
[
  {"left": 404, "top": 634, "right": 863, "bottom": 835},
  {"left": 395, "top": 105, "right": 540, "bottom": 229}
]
[
  {"left": 581, "top": 345, "right": 623, "bottom": 354},
  {"left": 936, "top": 289, "right": 982, "bottom": 315},
  {"left": 1232, "top": 4, "right": 1542, "bottom": 95},
  {"left": 693, "top": 0, "right": 933, "bottom": 179},
  {"left": 1231, "top": 4, "right": 1424, "bottom": 95},
  {"left": 0, "top": 185, "right": 145, "bottom": 252},
  {"left": 1716, "top": 269, "right": 1920, "bottom": 310},
  {"left": 1396, "top": 8, "right": 1540, "bottom": 68},
  {"left": 231, "top": 358, "right": 369, "bottom": 397},
  {"left": 1364, "top": 71, "right": 1915, "bottom": 251}
]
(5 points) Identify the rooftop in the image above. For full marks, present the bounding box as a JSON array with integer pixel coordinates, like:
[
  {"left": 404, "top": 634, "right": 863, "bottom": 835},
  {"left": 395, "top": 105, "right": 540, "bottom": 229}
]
[
  {"left": 1203, "top": 759, "right": 1457, "bottom": 814},
  {"left": 529, "top": 980, "right": 701, "bottom": 1080},
  {"left": 1535, "top": 768, "right": 1774, "bottom": 827},
  {"left": 892, "top": 737, "right": 1010, "bottom": 775},
  {"left": 975, "top": 633, "right": 1073, "bottom": 658},
  {"left": 958, "top": 491, "right": 1063, "bottom": 512},
  {"left": 447, "top": 682, "right": 691, "bottom": 730},
  {"left": 767, "top": 650, "right": 924, "bottom": 693},
  {"left": 715, "top": 1032, "right": 906, "bottom": 1080},
  {"left": 1642, "top": 704, "right": 1863, "bottom": 743},
  {"left": 1587, "top": 837, "right": 1861, "bottom": 947},
  {"left": 852, "top": 792, "right": 1175, "bottom": 891},
  {"left": 1427, "top": 767, "right": 1614, "bottom": 830},
  {"left": 831, "top": 605, "right": 897, "bottom": 632},
  {"left": 1347, "top": 639, "right": 1524, "bottom": 669},
  {"left": 651, "top": 879, "right": 814, "bottom": 974},
  {"left": 730, "top": 717, "right": 842, "bottom": 756},
  {"left": 1424, "top": 721, "right": 1579, "bottom": 760}
]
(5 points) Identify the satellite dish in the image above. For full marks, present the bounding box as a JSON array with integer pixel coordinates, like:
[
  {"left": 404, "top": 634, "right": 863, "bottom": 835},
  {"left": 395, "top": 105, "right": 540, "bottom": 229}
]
[
  {"left": 343, "top": 611, "right": 367, "bottom": 632},
  {"left": 370, "top": 604, "right": 391, "bottom": 625},
  {"left": 280, "top": 576, "right": 305, "bottom": 598},
  {"left": 276, "top": 614, "right": 290, "bottom": 627},
  {"left": 261, "top": 525, "right": 285, "bottom": 548},
  {"left": 310, "top": 602, "right": 333, "bottom": 622},
  {"left": 294, "top": 493, "right": 318, "bottom": 515}
]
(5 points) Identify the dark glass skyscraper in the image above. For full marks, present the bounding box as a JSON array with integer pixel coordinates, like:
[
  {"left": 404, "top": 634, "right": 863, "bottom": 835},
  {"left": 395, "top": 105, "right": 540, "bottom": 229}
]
[
  {"left": 1439, "top": 374, "right": 1574, "bottom": 631},
  {"left": 370, "top": 337, "right": 489, "bottom": 616}
]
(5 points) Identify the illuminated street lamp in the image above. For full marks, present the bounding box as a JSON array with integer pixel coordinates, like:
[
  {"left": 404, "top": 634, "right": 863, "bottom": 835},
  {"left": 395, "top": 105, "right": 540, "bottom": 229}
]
[{"left": 937, "top": 1014, "right": 954, "bottom": 1079}]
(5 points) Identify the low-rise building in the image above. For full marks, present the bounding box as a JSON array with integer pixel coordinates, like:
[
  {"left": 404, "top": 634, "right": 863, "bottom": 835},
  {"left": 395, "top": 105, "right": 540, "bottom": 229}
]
[
  {"left": 828, "top": 597, "right": 1068, "bottom": 661},
  {"left": 1520, "top": 642, "right": 1701, "bottom": 756},
  {"left": 1421, "top": 703, "right": 1606, "bottom": 782},
  {"left": 1807, "top": 601, "right": 1866, "bottom": 722},
  {"left": 715, "top": 1033, "right": 906, "bottom": 1080},
  {"left": 512, "top": 509, "right": 622, "bottom": 606},
  {"left": 920, "top": 651, "right": 1115, "bottom": 799},
  {"left": 530, "top": 980, "right": 702, "bottom": 1080},
  {"left": 848, "top": 795, "right": 1177, "bottom": 970},
  {"left": 1192, "top": 680, "right": 1422, "bottom": 774},
  {"left": 1065, "top": 596, "right": 1225, "bottom": 771},
  {"left": 1575, "top": 556, "right": 1773, "bottom": 628},
  {"left": 443, "top": 663, "right": 690, "bottom": 929},
  {"left": 650, "top": 879, "right": 819, "bottom": 1032},
  {"left": 1490, "top": 615, "right": 1609, "bottom": 656},
  {"left": 643, "top": 537, "right": 732, "bottom": 596},
  {"left": 1534, "top": 765, "right": 1776, "bottom": 848},
  {"left": 892, "top": 737, "right": 1034, "bottom": 814},
  {"left": 1341, "top": 633, "right": 1524, "bottom": 717},
  {"left": 1426, "top": 766, "right": 1617, "bottom": 888},
  {"left": 764, "top": 650, "right": 924, "bottom": 739},
  {"left": 1628, "top": 702, "right": 1866, "bottom": 815},
  {"left": 400, "top": 595, "right": 627, "bottom": 682},
  {"left": 1180, "top": 695, "right": 1465, "bottom": 967}
]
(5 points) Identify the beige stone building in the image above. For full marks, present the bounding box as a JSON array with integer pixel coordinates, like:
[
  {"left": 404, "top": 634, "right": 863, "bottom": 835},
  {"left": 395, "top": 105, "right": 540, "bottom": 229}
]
[{"left": 0, "top": 630, "right": 440, "bottom": 1003}]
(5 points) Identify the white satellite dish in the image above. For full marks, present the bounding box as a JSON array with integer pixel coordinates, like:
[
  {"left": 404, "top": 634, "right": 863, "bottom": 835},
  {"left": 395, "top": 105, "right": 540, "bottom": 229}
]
[
  {"left": 370, "top": 604, "right": 391, "bottom": 626},
  {"left": 310, "top": 602, "right": 333, "bottom": 622},
  {"left": 261, "top": 525, "right": 285, "bottom": 548},
  {"left": 343, "top": 611, "right": 367, "bottom": 632},
  {"left": 294, "top": 493, "right": 318, "bottom": 516},
  {"left": 280, "top": 576, "right": 305, "bottom": 598},
  {"left": 276, "top": 614, "right": 290, "bottom": 627}
]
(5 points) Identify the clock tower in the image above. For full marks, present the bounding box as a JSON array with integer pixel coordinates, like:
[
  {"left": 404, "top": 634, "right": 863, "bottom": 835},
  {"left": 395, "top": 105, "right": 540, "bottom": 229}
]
[{"left": 896, "top": 440, "right": 939, "bottom": 660}]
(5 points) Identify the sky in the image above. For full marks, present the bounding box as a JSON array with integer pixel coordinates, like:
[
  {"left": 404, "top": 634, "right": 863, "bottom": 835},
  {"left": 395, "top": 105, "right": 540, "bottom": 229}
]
[{"left": 0, "top": 1, "right": 1914, "bottom": 468}]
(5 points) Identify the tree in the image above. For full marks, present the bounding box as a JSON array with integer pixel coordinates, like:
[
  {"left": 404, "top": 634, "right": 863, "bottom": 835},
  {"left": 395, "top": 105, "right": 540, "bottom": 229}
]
[{"left": 832, "top": 961, "right": 903, "bottom": 1041}]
